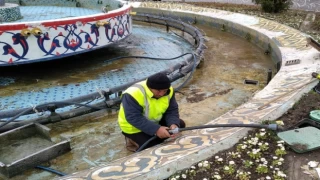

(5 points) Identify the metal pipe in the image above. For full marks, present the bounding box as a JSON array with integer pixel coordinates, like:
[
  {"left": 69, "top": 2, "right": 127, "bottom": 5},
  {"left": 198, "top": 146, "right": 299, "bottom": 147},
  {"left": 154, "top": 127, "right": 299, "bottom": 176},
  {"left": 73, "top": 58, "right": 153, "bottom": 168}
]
[
  {"left": 169, "top": 124, "right": 281, "bottom": 134},
  {"left": 136, "top": 123, "right": 282, "bottom": 152}
]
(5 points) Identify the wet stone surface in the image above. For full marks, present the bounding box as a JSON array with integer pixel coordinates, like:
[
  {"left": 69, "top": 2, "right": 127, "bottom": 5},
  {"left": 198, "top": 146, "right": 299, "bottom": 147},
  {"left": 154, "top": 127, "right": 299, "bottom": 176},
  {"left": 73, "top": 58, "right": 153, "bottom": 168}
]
[
  {"left": 0, "top": 134, "right": 54, "bottom": 164},
  {"left": 0, "top": 22, "right": 274, "bottom": 180}
]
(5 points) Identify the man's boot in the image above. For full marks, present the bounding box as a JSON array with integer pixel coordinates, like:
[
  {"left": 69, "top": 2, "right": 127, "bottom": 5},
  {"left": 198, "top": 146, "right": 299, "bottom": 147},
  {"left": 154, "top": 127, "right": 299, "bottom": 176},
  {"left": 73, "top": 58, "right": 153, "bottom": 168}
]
[{"left": 125, "top": 137, "right": 139, "bottom": 152}]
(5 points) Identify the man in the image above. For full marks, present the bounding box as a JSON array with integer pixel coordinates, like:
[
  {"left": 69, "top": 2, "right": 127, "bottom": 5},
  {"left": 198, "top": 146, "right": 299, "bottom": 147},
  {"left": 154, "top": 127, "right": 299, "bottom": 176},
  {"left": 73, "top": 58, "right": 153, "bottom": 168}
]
[{"left": 118, "top": 72, "right": 186, "bottom": 152}]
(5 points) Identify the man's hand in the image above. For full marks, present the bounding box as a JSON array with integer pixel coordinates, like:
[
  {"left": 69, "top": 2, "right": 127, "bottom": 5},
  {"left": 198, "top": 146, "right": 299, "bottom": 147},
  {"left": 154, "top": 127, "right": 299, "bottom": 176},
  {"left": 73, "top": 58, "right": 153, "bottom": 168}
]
[
  {"left": 156, "top": 126, "right": 170, "bottom": 139},
  {"left": 169, "top": 124, "right": 179, "bottom": 138}
]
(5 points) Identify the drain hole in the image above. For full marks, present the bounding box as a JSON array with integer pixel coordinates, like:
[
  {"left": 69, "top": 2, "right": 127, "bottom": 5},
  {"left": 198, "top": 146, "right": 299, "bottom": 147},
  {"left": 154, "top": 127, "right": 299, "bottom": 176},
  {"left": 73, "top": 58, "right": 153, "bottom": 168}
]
[
  {"left": 244, "top": 79, "right": 259, "bottom": 85},
  {"left": 285, "top": 59, "right": 300, "bottom": 66}
]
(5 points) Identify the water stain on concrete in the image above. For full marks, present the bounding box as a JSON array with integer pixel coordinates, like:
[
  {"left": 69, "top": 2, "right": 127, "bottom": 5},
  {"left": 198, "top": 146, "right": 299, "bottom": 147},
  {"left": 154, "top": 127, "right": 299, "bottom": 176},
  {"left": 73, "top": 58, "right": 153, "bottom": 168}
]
[{"left": 176, "top": 23, "right": 274, "bottom": 126}]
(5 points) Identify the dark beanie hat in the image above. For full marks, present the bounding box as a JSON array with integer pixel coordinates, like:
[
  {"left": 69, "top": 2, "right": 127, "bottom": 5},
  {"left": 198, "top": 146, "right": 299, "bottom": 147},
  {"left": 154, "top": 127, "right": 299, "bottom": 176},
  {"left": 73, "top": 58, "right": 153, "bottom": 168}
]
[{"left": 147, "top": 73, "right": 171, "bottom": 90}]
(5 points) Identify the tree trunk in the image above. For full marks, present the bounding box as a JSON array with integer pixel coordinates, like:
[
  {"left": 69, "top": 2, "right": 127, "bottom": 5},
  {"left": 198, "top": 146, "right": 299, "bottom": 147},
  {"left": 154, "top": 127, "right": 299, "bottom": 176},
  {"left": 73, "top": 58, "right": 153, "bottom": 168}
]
[{"left": 0, "top": 0, "right": 5, "bottom": 6}]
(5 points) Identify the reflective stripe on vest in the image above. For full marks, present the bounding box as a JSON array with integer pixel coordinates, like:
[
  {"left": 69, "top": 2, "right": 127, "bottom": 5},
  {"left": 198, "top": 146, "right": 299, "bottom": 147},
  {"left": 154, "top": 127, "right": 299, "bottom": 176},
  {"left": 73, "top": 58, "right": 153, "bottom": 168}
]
[
  {"left": 118, "top": 81, "right": 173, "bottom": 134},
  {"left": 131, "top": 84, "right": 170, "bottom": 119}
]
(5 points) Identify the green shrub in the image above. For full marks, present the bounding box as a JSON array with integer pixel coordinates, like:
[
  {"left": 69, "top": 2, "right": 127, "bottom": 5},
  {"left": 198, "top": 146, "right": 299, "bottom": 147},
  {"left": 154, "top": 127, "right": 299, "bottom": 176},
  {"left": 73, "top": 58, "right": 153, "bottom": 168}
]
[{"left": 252, "top": 0, "right": 292, "bottom": 13}]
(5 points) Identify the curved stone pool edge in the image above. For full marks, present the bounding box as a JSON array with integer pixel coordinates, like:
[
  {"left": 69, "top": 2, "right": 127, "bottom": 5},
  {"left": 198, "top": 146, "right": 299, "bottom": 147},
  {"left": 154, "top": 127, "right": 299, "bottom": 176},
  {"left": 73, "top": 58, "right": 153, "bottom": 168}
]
[{"left": 59, "top": 2, "right": 320, "bottom": 180}]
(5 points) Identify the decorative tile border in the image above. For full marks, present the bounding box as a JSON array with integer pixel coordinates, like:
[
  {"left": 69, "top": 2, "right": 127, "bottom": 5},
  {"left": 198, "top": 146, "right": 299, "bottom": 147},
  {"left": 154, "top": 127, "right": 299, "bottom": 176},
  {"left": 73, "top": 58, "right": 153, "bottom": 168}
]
[{"left": 0, "top": 5, "right": 132, "bottom": 66}]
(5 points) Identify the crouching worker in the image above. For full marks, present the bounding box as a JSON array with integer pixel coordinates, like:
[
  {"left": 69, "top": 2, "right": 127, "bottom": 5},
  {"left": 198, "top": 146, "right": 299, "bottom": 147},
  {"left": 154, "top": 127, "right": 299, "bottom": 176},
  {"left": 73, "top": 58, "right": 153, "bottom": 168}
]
[{"left": 118, "top": 72, "right": 186, "bottom": 152}]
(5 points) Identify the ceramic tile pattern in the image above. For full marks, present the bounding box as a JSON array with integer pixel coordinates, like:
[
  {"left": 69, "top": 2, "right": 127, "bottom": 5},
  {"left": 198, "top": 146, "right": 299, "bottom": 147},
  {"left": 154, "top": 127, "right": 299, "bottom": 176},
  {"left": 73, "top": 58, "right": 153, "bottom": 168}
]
[
  {"left": 0, "top": 5, "right": 132, "bottom": 66},
  {"left": 0, "top": 4, "right": 133, "bottom": 119}
]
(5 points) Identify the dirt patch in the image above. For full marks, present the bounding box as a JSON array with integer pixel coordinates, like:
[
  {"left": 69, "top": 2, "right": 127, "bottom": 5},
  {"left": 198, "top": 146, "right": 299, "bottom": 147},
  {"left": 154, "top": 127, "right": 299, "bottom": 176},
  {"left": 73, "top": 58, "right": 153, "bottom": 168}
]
[
  {"left": 290, "top": 143, "right": 309, "bottom": 152},
  {"left": 280, "top": 90, "right": 320, "bottom": 128},
  {"left": 278, "top": 88, "right": 320, "bottom": 180}
]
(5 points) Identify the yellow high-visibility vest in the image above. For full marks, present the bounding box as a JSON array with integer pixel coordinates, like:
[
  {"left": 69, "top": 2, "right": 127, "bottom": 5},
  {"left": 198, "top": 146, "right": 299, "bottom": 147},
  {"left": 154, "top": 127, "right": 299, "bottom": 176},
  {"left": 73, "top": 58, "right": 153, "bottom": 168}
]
[{"left": 118, "top": 80, "right": 173, "bottom": 134}]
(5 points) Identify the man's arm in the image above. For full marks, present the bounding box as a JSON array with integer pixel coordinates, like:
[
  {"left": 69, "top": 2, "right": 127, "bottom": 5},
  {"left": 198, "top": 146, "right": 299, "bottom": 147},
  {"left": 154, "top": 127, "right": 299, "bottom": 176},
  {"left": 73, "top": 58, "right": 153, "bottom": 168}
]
[
  {"left": 162, "top": 92, "right": 180, "bottom": 128},
  {"left": 122, "top": 94, "right": 160, "bottom": 136}
]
